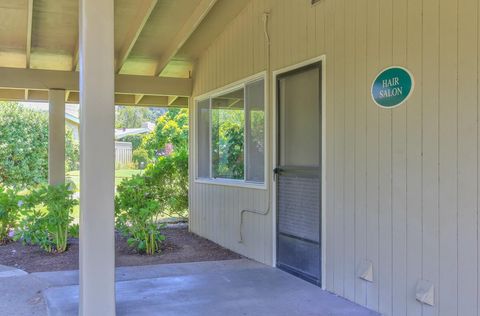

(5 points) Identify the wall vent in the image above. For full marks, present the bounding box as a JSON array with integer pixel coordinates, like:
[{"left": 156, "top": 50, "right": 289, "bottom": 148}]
[
  {"left": 416, "top": 280, "right": 435, "bottom": 306},
  {"left": 357, "top": 261, "right": 373, "bottom": 282}
]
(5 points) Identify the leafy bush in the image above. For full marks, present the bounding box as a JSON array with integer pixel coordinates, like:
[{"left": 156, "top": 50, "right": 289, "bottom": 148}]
[
  {"left": 65, "top": 128, "right": 80, "bottom": 172},
  {"left": 0, "top": 187, "right": 21, "bottom": 244},
  {"left": 132, "top": 148, "right": 149, "bottom": 169},
  {"left": 142, "top": 109, "right": 189, "bottom": 159},
  {"left": 212, "top": 119, "right": 244, "bottom": 179},
  {"left": 145, "top": 148, "right": 189, "bottom": 219},
  {"left": 115, "top": 161, "right": 136, "bottom": 170},
  {"left": 120, "top": 134, "right": 145, "bottom": 151},
  {"left": 68, "top": 223, "right": 79, "bottom": 238},
  {"left": 135, "top": 108, "right": 189, "bottom": 217},
  {"left": 115, "top": 176, "right": 166, "bottom": 255},
  {"left": 115, "top": 146, "right": 188, "bottom": 254},
  {"left": 115, "top": 108, "right": 189, "bottom": 254},
  {"left": 0, "top": 102, "right": 79, "bottom": 188},
  {"left": 15, "top": 184, "right": 78, "bottom": 253}
]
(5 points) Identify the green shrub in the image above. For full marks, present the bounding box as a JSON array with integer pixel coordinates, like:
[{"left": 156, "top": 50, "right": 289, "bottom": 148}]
[
  {"left": 65, "top": 128, "right": 80, "bottom": 172},
  {"left": 68, "top": 223, "right": 79, "bottom": 238},
  {"left": 115, "top": 161, "right": 136, "bottom": 170},
  {"left": 120, "top": 134, "right": 145, "bottom": 151},
  {"left": 115, "top": 108, "right": 189, "bottom": 254},
  {"left": 0, "top": 102, "right": 79, "bottom": 188},
  {"left": 0, "top": 187, "right": 20, "bottom": 244},
  {"left": 115, "top": 176, "right": 166, "bottom": 255},
  {"left": 132, "top": 148, "right": 149, "bottom": 169},
  {"left": 142, "top": 108, "right": 189, "bottom": 160},
  {"left": 115, "top": 147, "right": 188, "bottom": 254},
  {"left": 146, "top": 148, "right": 188, "bottom": 219},
  {"left": 15, "top": 184, "right": 78, "bottom": 253}
]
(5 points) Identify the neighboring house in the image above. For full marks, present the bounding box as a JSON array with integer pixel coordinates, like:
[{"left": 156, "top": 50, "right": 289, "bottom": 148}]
[
  {"left": 65, "top": 112, "right": 80, "bottom": 141},
  {"left": 66, "top": 108, "right": 153, "bottom": 165},
  {"left": 114, "top": 122, "right": 155, "bottom": 140}
]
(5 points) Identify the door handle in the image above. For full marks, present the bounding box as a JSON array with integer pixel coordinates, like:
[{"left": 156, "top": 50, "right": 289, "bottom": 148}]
[{"left": 273, "top": 167, "right": 282, "bottom": 182}]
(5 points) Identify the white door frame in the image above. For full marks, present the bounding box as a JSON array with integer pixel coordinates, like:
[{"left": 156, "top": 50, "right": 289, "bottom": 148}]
[{"left": 271, "top": 55, "right": 327, "bottom": 289}]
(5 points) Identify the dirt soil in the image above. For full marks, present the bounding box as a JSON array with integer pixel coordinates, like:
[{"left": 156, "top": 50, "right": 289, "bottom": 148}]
[{"left": 0, "top": 226, "right": 242, "bottom": 272}]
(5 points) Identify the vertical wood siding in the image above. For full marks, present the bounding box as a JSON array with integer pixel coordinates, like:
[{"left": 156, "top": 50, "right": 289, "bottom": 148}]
[{"left": 189, "top": 0, "right": 480, "bottom": 315}]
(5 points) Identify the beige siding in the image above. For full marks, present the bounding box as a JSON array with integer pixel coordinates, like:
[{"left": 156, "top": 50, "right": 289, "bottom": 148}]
[{"left": 189, "top": 0, "right": 480, "bottom": 315}]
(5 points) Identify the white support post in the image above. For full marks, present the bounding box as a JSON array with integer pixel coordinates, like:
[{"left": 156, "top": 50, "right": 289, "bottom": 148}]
[
  {"left": 79, "top": 0, "right": 116, "bottom": 315},
  {"left": 48, "top": 89, "right": 66, "bottom": 185}
]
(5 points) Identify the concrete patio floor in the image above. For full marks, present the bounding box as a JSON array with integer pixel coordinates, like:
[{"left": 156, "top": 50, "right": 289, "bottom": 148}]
[{"left": 1, "top": 259, "right": 378, "bottom": 316}]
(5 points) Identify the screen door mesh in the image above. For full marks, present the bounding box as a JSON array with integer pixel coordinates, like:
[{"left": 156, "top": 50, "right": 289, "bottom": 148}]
[{"left": 278, "top": 175, "right": 320, "bottom": 242}]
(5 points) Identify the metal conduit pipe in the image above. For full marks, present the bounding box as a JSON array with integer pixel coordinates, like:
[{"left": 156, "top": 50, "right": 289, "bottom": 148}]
[{"left": 239, "top": 11, "right": 272, "bottom": 243}]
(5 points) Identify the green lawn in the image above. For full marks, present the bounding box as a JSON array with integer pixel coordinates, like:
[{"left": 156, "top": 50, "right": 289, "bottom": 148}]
[
  {"left": 66, "top": 169, "right": 144, "bottom": 191},
  {"left": 67, "top": 169, "right": 144, "bottom": 223}
]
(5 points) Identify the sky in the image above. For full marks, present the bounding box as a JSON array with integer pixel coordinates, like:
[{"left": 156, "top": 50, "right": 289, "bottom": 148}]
[
  {"left": 20, "top": 102, "right": 80, "bottom": 117},
  {"left": 20, "top": 102, "right": 49, "bottom": 111}
]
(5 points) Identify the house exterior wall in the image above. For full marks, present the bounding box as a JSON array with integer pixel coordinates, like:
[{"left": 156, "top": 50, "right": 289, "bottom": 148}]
[{"left": 189, "top": 0, "right": 479, "bottom": 315}]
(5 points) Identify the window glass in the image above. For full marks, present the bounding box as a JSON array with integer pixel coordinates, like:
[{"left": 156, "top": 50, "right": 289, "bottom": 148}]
[
  {"left": 196, "top": 99, "right": 210, "bottom": 178},
  {"left": 279, "top": 67, "right": 320, "bottom": 167},
  {"left": 245, "top": 79, "right": 265, "bottom": 182},
  {"left": 211, "top": 88, "right": 245, "bottom": 180},
  {"left": 196, "top": 77, "right": 265, "bottom": 184}
]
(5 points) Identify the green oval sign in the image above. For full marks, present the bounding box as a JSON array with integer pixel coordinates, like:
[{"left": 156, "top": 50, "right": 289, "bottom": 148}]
[{"left": 371, "top": 67, "right": 414, "bottom": 108}]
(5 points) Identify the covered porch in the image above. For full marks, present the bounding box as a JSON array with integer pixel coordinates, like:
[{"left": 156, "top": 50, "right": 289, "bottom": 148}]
[
  {"left": 0, "top": 0, "right": 375, "bottom": 315},
  {"left": 3, "top": 0, "right": 477, "bottom": 315},
  {"left": 1, "top": 259, "right": 377, "bottom": 316}
]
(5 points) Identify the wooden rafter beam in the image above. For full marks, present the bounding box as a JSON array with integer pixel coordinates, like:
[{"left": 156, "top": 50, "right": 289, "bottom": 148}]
[
  {"left": 168, "top": 96, "right": 188, "bottom": 107},
  {"left": 167, "top": 95, "right": 178, "bottom": 106},
  {"left": 115, "top": 0, "right": 157, "bottom": 74},
  {"left": 0, "top": 89, "right": 187, "bottom": 107},
  {"left": 134, "top": 94, "right": 145, "bottom": 105},
  {"left": 26, "top": 0, "right": 33, "bottom": 68},
  {"left": 72, "top": 41, "right": 79, "bottom": 71},
  {"left": 154, "top": 0, "right": 218, "bottom": 76},
  {"left": 0, "top": 67, "right": 192, "bottom": 96},
  {"left": 137, "top": 95, "right": 168, "bottom": 106}
]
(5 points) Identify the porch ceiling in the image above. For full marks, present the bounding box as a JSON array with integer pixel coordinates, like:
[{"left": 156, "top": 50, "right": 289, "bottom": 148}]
[{"left": 0, "top": 0, "right": 249, "bottom": 106}]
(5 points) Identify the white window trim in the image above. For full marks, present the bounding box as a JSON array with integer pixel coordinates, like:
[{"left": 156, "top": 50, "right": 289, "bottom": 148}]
[{"left": 193, "top": 72, "right": 267, "bottom": 190}]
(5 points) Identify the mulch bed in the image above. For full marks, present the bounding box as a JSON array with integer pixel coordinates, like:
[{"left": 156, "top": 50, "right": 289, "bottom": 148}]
[{"left": 0, "top": 226, "right": 242, "bottom": 273}]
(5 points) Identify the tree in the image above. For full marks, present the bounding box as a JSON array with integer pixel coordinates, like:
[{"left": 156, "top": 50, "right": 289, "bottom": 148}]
[
  {"left": 115, "top": 106, "right": 151, "bottom": 129},
  {"left": 117, "top": 108, "right": 190, "bottom": 224},
  {"left": 142, "top": 108, "right": 189, "bottom": 158},
  {"left": 118, "top": 134, "right": 145, "bottom": 151},
  {"left": 0, "top": 102, "right": 79, "bottom": 188},
  {"left": 211, "top": 109, "right": 244, "bottom": 179},
  {"left": 65, "top": 128, "right": 79, "bottom": 172},
  {"left": 132, "top": 147, "right": 149, "bottom": 169}
]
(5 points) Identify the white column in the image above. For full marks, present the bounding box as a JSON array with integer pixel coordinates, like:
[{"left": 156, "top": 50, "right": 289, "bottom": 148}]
[
  {"left": 79, "top": 0, "right": 116, "bottom": 315},
  {"left": 48, "top": 89, "right": 66, "bottom": 185}
]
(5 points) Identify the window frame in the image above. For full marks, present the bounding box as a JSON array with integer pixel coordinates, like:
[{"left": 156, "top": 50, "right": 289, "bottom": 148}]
[{"left": 194, "top": 72, "right": 267, "bottom": 190}]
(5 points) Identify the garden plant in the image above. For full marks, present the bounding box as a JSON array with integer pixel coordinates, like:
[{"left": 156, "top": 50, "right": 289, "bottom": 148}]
[
  {"left": 0, "top": 186, "right": 21, "bottom": 244},
  {"left": 0, "top": 102, "right": 79, "bottom": 188},
  {"left": 115, "top": 175, "right": 166, "bottom": 255},
  {"left": 0, "top": 105, "right": 191, "bottom": 257},
  {"left": 15, "top": 184, "right": 78, "bottom": 253},
  {"left": 115, "top": 108, "right": 189, "bottom": 254}
]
